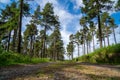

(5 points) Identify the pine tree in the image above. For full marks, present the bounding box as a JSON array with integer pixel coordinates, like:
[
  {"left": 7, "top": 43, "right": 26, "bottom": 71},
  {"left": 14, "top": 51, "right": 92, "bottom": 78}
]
[
  {"left": 17, "top": 0, "right": 24, "bottom": 53},
  {"left": 109, "top": 18, "right": 117, "bottom": 44},
  {"left": 74, "top": 31, "right": 81, "bottom": 57},
  {"left": 0, "top": 2, "right": 19, "bottom": 51},
  {"left": 80, "top": 16, "right": 88, "bottom": 54},
  {"left": 48, "top": 15, "right": 64, "bottom": 60},
  {"left": 24, "top": 23, "right": 38, "bottom": 57},
  {"left": 17, "top": 0, "right": 30, "bottom": 53},
  {"left": 66, "top": 42, "right": 74, "bottom": 60},
  {"left": 82, "top": 0, "right": 113, "bottom": 48},
  {"left": 89, "top": 21, "right": 96, "bottom": 51},
  {"left": 41, "top": 3, "right": 58, "bottom": 57}
]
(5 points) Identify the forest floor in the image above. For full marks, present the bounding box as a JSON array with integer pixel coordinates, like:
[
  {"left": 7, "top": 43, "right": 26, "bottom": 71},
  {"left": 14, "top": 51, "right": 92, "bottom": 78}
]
[{"left": 0, "top": 62, "right": 120, "bottom": 80}]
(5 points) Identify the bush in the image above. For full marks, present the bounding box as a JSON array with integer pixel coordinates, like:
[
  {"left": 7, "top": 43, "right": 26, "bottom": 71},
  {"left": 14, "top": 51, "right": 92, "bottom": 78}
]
[
  {"left": 0, "top": 51, "right": 30, "bottom": 66},
  {"left": 77, "top": 44, "right": 120, "bottom": 64},
  {"left": 0, "top": 47, "right": 50, "bottom": 66}
]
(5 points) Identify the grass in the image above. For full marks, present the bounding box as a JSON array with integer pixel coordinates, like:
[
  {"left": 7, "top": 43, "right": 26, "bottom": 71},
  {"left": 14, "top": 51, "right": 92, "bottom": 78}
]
[
  {"left": 31, "top": 58, "right": 50, "bottom": 64},
  {"left": 0, "top": 46, "right": 50, "bottom": 66},
  {"left": 76, "top": 43, "right": 120, "bottom": 64}
]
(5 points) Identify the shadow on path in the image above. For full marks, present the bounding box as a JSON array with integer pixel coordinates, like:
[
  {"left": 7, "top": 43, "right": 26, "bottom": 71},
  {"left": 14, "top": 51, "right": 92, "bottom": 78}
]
[{"left": 0, "top": 62, "right": 120, "bottom": 80}]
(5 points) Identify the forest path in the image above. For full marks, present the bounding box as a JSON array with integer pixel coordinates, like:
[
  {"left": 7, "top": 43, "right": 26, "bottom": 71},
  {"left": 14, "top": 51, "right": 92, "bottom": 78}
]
[
  {"left": 0, "top": 62, "right": 55, "bottom": 80},
  {"left": 0, "top": 62, "right": 120, "bottom": 80}
]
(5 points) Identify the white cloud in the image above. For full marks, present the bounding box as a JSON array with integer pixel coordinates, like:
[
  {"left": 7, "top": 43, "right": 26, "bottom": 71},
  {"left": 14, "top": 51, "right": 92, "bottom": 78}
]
[
  {"left": 52, "top": 1, "right": 83, "bottom": 59},
  {"left": 71, "top": 0, "right": 84, "bottom": 10},
  {"left": 35, "top": 0, "right": 57, "bottom": 9},
  {"left": 0, "top": 0, "right": 10, "bottom": 4}
]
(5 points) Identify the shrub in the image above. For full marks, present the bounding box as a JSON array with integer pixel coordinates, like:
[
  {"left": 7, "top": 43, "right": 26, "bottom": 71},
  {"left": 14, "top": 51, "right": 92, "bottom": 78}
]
[
  {"left": 0, "top": 47, "right": 50, "bottom": 66},
  {"left": 77, "top": 44, "right": 120, "bottom": 64}
]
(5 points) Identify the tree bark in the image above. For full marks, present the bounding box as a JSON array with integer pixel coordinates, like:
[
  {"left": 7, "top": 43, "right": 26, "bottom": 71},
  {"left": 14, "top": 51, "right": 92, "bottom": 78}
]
[
  {"left": 30, "top": 36, "right": 33, "bottom": 57},
  {"left": 106, "top": 26, "right": 110, "bottom": 46},
  {"left": 33, "top": 35, "right": 35, "bottom": 57},
  {"left": 84, "top": 42, "right": 85, "bottom": 55},
  {"left": 89, "top": 41, "right": 91, "bottom": 53},
  {"left": 12, "top": 29, "right": 17, "bottom": 52},
  {"left": 7, "top": 31, "right": 11, "bottom": 51},
  {"left": 86, "top": 40, "right": 88, "bottom": 54},
  {"left": 77, "top": 44, "right": 80, "bottom": 57},
  {"left": 71, "top": 42, "right": 74, "bottom": 59},
  {"left": 43, "top": 26, "right": 47, "bottom": 58},
  {"left": 97, "top": 0, "right": 103, "bottom": 48},
  {"left": 107, "top": 34, "right": 110, "bottom": 46},
  {"left": 82, "top": 44, "right": 84, "bottom": 55},
  {"left": 112, "top": 27, "right": 117, "bottom": 44},
  {"left": 17, "top": 0, "right": 23, "bottom": 53},
  {"left": 54, "top": 41, "right": 56, "bottom": 61},
  {"left": 98, "top": 15, "right": 103, "bottom": 48},
  {"left": 103, "top": 34, "right": 106, "bottom": 47},
  {"left": 93, "top": 35, "right": 95, "bottom": 51},
  {"left": 71, "top": 52, "right": 73, "bottom": 60},
  {"left": 41, "top": 40, "right": 44, "bottom": 58}
]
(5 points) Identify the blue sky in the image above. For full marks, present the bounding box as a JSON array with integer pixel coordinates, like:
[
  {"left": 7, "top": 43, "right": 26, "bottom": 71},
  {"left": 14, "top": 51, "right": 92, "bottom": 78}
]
[
  {"left": 111, "top": 12, "right": 120, "bottom": 24},
  {"left": 0, "top": 0, "right": 120, "bottom": 58}
]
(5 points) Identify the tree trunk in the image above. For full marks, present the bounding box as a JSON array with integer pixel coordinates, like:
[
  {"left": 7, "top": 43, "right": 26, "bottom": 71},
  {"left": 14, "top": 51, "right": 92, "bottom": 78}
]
[
  {"left": 106, "top": 27, "right": 110, "bottom": 46},
  {"left": 82, "top": 44, "right": 84, "bottom": 54},
  {"left": 106, "top": 30, "right": 110, "bottom": 46},
  {"left": 54, "top": 41, "right": 56, "bottom": 61},
  {"left": 12, "top": 29, "right": 17, "bottom": 52},
  {"left": 71, "top": 52, "right": 73, "bottom": 60},
  {"left": 23, "top": 39, "right": 28, "bottom": 55},
  {"left": 104, "top": 37, "right": 106, "bottom": 47},
  {"left": 71, "top": 41, "right": 74, "bottom": 60},
  {"left": 30, "top": 36, "right": 33, "bottom": 57},
  {"left": 69, "top": 55, "right": 70, "bottom": 60},
  {"left": 41, "top": 40, "right": 44, "bottom": 58},
  {"left": 84, "top": 42, "right": 85, "bottom": 55},
  {"left": 43, "top": 26, "right": 47, "bottom": 58},
  {"left": 89, "top": 41, "right": 91, "bottom": 53},
  {"left": 33, "top": 35, "right": 35, "bottom": 57},
  {"left": 93, "top": 35, "right": 95, "bottom": 51},
  {"left": 112, "top": 27, "right": 117, "bottom": 44},
  {"left": 7, "top": 31, "right": 11, "bottom": 51},
  {"left": 86, "top": 40, "right": 88, "bottom": 54},
  {"left": 103, "top": 34, "right": 106, "bottom": 47},
  {"left": 107, "top": 34, "right": 110, "bottom": 46},
  {"left": 56, "top": 49, "right": 59, "bottom": 61},
  {"left": 77, "top": 44, "right": 80, "bottom": 57},
  {"left": 98, "top": 15, "right": 103, "bottom": 48},
  {"left": 97, "top": 0, "right": 103, "bottom": 48},
  {"left": 17, "top": 0, "right": 23, "bottom": 53}
]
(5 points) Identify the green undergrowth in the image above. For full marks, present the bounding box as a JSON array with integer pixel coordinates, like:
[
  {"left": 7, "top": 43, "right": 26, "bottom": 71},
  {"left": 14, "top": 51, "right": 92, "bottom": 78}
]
[
  {"left": 76, "top": 44, "right": 120, "bottom": 64},
  {"left": 0, "top": 46, "right": 50, "bottom": 66}
]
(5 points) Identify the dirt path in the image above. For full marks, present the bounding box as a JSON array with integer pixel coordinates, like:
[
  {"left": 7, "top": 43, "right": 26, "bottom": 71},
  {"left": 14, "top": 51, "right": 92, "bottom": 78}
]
[
  {"left": 0, "top": 62, "right": 120, "bottom": 80},
  {"left": 0, "top": 62, "right": 54, "bottom": 80}
]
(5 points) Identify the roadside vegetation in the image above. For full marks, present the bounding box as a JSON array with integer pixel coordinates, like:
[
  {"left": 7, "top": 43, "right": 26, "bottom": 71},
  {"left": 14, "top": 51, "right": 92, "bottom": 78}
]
[
  {"left": 0, "top": 46, "right": 50, "bottom": 66},
  {"left": 76, "top": 44, "right": 120, "bottom": 64}
]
